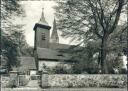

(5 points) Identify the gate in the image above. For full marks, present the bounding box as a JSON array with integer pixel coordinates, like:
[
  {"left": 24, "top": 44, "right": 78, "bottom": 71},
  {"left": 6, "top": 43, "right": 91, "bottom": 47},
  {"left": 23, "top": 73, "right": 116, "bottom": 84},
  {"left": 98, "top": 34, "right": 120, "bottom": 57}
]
[{"left": 18, "top": 75, "right": 41, "bottom": 87}]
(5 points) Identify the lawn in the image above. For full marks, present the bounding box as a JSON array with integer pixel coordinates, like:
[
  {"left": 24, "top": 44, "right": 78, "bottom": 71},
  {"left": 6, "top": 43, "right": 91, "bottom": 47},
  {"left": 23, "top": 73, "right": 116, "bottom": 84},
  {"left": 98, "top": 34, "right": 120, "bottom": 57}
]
[{"left": 1, "top": 88, "right": 127, "bottom": 91}]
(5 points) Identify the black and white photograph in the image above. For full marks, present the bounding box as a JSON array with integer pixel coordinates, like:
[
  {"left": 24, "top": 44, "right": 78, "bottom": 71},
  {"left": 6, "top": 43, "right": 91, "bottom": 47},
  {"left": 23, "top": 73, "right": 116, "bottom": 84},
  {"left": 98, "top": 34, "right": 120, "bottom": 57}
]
[{"left": 0, "top": 0, "right": 127, "bottom": 91}]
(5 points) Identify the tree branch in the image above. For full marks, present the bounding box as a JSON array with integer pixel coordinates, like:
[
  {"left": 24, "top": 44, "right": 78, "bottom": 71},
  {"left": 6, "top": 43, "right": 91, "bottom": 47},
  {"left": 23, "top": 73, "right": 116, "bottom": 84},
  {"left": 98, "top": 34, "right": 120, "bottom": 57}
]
[{"left": 108, "top": 0, "right": 124, "bottom": 34}]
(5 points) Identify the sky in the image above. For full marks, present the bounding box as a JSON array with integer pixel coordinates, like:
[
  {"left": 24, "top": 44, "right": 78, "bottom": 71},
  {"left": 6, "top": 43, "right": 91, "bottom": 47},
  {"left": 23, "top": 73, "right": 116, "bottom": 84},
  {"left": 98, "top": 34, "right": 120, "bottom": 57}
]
[{"left": 18, "top": 1, "right": 72, "bottom": 47}]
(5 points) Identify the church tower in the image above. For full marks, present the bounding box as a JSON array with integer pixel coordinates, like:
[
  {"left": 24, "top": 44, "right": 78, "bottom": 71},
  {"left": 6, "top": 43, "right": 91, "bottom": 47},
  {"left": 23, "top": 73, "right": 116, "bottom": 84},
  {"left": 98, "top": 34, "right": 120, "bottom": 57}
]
[
  {"left": 33, "top": 8, "right": 51, "bottom": 48},
  {"left": 50, "top": 18, "right": 59, "bottom": 43}
]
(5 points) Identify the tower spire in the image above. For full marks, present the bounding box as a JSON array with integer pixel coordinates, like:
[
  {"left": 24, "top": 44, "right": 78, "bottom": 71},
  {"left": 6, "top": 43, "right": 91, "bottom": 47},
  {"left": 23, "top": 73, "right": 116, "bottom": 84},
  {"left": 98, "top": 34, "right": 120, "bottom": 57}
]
[
  {"left": 51, "top": 17, "right": 59, "bottom": 43},
  {"left": 33, "top": 7, "right": 51, "bottom": 48},
  {"left": 38, "top": 8, "right": 48, "bottom": 26}
]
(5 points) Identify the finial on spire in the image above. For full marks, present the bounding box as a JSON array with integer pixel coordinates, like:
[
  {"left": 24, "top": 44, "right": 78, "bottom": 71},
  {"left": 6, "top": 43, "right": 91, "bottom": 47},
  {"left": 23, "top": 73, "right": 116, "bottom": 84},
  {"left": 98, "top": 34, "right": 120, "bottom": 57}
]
[{"left": 42, "top": 7, "right": 44, "bottom": 11}]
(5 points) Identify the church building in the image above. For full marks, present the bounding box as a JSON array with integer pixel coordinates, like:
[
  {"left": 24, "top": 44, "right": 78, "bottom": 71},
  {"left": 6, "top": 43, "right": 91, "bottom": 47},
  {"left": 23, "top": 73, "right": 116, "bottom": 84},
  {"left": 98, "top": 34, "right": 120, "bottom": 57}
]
[{"left": 33, "top": 8, "right": 72, "bottom": 72}]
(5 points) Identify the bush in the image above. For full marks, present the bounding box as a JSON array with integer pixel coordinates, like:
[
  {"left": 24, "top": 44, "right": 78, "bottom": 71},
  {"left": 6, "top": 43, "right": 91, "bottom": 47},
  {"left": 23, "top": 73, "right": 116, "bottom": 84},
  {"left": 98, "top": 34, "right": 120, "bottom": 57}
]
[
  {"left": 72, "top": 62, "right": 99, "bottom": 74},
  {"left": 120, "top": 68, "right": 127, "bottom": 74},
  {"left": 19, "top": 76, "right": 29, "bottom": 86},
  {"left": 52, "top": 64, "right": 73, "bottom": 74},
  {"left": 6, "top": 78, "right": 17, "bottom": 88},
  {"left": 53, "top": 65, "right": 67, "bottom": 74}
]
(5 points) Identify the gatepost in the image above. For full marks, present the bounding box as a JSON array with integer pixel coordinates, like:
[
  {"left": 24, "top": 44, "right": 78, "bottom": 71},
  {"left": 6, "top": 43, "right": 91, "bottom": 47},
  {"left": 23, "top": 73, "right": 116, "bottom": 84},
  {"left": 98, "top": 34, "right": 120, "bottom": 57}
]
[
  {"left": 41, "top": 70, "right": 49, "bottom": 88},
  {"left": 9, "top": 71, "right": 19, "bottom": 87}
]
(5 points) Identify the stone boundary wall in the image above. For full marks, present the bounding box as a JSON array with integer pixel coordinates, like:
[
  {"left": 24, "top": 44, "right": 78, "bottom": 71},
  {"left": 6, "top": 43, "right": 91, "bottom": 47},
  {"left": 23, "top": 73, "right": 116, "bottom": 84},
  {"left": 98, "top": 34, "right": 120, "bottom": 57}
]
[
  {"left": 46, "top": 74, "right": 127, "bottom": 88},
  {"left": 1, "top": 74, "right": 127, "bottom": 88},
  {"left": 1, "top": 75, "right": 30, "bottom": 87},
  {"left": 1, "top": 75, "right": 10, "bottom": 87}
]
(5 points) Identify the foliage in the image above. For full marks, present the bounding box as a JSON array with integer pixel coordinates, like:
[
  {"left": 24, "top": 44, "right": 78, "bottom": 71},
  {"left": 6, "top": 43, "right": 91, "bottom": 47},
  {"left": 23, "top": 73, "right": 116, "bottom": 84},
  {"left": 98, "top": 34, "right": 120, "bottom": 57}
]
[
  {"left": 19, "top": 76, "right": 29, "bottom": 86},
  {"left": 68, "top": 41, "right": 100, "bottom": 74},
  {"left": 41, "top": 63, "right": 73, "bottom": 74},
  {"left": 6, "top": 78, "right": 17, "bottom": 88},
  {"left": 54, "top": 0, "right": 127, "bottom": 73},
  {"left": 52, "top": 63, "right": 73, "bottom": 74},
  {"left": 1, "top": 33, "right": 20, "bottom": 70},
  {"left": 21, "top": 46, "right": 34, "bottom": 57},
  {"left": 1, "top": 0, "right": 24, "bottom": 20},
  {"left": 119, "top": 68, "right": 127, "bottom": 74},
  {"left": 0, "top": 0, "right": 33, "bottom": 70}
]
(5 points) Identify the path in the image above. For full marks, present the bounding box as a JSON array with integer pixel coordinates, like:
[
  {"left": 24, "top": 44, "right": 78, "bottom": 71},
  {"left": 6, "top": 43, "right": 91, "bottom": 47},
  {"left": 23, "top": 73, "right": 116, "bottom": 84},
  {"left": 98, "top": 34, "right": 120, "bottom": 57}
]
[{"left": 26, "top": 80, "right": 40, "bottom": 87}]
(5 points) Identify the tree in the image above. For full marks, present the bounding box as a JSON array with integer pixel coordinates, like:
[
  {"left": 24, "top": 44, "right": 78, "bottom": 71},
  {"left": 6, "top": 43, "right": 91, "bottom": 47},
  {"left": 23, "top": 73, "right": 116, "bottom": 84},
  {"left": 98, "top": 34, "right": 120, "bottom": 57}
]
[
  {"left": 10, "top": 28, "right": 34, "bottom": 57},
  {"left": 1, "top": 0, "right": 25, "bottom": 71},
  {"left": 71, "top": 42, "right": 100, "bottom": 74},
  {"left": 54, "top": 0, "right": 127, "bottom": 73}
]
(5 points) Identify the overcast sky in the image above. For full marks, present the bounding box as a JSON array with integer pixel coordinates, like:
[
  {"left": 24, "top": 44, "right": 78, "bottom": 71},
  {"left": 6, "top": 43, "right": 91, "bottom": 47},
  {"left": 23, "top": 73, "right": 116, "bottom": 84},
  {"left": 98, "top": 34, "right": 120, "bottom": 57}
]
[{"left": 18, "top": 1, "right": 72, "bottom": 47}]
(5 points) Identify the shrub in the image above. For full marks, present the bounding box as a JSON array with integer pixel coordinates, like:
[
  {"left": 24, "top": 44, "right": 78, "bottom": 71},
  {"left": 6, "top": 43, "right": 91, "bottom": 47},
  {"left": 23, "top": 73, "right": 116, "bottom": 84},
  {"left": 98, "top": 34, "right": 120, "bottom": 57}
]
[
  {"left": 6, "top": 78, "right": 17, "bottom": 88},
  {"left": 52, "top": 64, "right": 73, "bottom": 74},
  {"left": 19, "top": 76, "right": 29, "bottom": 86},
  {"left": 120, "top": 68, "right": 127, "bottom": 74},
  {"left": 53, "top": 65, "right": 67, "bottom": 74}
]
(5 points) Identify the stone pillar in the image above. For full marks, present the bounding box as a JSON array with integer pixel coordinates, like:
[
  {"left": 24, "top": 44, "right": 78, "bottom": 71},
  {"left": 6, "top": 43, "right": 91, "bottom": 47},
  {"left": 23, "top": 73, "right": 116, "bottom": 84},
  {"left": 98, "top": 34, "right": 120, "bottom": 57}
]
[
  {"left": 41, "top": 71, "right": 49, "bottom": 88},
  {"left": 9, "top": 71, "right": 19, "bottom": 87}
]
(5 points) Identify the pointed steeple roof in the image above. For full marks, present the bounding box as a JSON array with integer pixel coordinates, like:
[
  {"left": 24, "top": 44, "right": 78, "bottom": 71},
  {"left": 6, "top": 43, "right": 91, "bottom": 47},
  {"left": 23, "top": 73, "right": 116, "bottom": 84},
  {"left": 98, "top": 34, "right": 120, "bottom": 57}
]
[
  {"left": 51, "top": 18, "right": 59, "bottom": 43},
  {"left": 33, "top": 8, "right": 51, "bottom": 30},
  {"left": 38, "top": 8, "right": 49, "bottom": 26}
]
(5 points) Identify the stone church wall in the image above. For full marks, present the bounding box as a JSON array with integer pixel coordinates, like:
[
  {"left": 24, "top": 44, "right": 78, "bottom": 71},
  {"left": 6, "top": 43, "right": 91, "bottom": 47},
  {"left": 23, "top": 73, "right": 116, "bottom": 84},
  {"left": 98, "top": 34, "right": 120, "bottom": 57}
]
[
  {"left": 38, "top": 61, "right": 60, "bottom": 71},
  {"left": 38, "top": 61, "right": 72, "bottom": 71}
]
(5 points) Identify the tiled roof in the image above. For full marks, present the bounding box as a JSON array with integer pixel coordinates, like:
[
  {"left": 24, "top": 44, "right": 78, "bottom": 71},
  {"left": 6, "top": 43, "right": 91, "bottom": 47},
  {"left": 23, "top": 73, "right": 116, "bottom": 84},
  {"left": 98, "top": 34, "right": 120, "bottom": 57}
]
[
  {"left": 37, "top": 47, "right": 71, "bottom": 61},
  {"left": 17, "top": 57, "right": 36, "bottom": 72},
  {"left": 49, "top": 43, "right": 71, "bottom": 50}
]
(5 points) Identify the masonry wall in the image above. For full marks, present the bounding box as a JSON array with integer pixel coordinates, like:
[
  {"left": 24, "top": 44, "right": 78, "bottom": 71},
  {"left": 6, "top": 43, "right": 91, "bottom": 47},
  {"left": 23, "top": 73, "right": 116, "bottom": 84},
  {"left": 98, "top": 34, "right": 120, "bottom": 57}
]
[
  {"left": 44, "top": 74, "right": 127, "bottom": 88},
  {"left": 1, "top": 75, "right": 30, "bottom": 87},
  {"left": 38, "top": 61, "right": 72, "bottom": 71},
  {"left": 1, "top": 74, "right": 127, "bottom": 88},
  {"left": 1, "top": 75, "right": 10, "bottom": 87}
]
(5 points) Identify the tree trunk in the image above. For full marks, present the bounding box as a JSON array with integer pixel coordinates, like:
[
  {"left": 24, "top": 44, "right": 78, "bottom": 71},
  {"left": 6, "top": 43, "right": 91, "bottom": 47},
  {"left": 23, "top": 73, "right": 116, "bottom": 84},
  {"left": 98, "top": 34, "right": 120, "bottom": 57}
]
[{"left": 100, "top": 34, "right": 109, "bottom": 74}]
